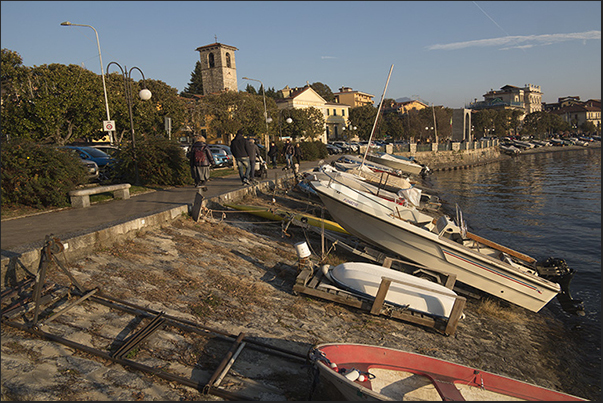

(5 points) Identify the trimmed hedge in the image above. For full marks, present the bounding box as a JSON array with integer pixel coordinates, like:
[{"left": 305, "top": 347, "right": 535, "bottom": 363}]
[{"left": 1, "top": 139, "right": 88, "bottom": 208}]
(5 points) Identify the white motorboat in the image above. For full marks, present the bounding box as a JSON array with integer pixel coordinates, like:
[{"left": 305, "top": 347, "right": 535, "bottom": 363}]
[
  {"left": 364, "top": 151, "right": 427, "bottom": 176},
  {"left": 499, "top": 143, "right": 521, "bottom": 155},
  {"left": 302, "top": 165, "right": 434, "bottom": 210},
  {"left": 310, "top": 178, "right": 584, "bottom": 315},
  {"left": 332, "top": 155, "right": 422, "bottom": 192}
]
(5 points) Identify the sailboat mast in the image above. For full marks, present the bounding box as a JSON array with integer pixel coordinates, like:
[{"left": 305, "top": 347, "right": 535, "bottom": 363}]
[{"left": 361, "top": 64, "right": 394, "bottom": 169}]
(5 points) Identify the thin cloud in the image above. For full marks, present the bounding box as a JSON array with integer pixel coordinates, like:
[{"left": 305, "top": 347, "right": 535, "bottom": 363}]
[
  {"left": 427, "top": 30, "right": 601, "bottom": 51},
  {"left": 321, "top": 56, "right": 337, "bottom": 59}
]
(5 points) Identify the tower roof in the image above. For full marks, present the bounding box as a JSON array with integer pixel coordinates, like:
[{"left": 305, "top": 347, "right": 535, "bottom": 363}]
[{"left": 195, "top": 42, "right": 238, "bottom": 52}]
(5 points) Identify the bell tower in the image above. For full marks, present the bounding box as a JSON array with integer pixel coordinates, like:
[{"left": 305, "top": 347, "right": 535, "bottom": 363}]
[{"left": 195, "top": 39, "right": 238, "bottom": 95}]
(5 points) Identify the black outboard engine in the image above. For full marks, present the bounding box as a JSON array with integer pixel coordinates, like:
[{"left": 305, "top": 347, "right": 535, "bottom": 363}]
[{"left": 537, "top": 257, "right": 585, "bottom": 316}]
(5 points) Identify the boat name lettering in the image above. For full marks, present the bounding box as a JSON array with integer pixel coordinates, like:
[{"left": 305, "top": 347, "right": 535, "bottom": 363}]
[{"left": 342, "top": 198, "right": 359, "bottom": 208}]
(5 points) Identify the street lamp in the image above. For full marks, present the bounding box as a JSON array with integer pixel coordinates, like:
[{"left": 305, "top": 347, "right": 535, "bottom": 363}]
[
  {"left": 106, "top": 62, "right": 152, "bottom": 186},
  {"left": 242, "top": 76, "right": 269, "bottom": 159},
  {"left": 60, "top": 21, "right": 113, "bottom": 145}
]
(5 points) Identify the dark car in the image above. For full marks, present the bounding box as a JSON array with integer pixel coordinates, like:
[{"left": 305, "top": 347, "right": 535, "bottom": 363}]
[
  {"left": 61, "top": 146, "right": 115, "bottom": 181},
  {"left": 59, "top": 147, "right": 100, "bottom": 181}
]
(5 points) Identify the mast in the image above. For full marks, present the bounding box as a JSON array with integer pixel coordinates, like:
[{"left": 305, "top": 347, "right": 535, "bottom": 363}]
[{"left": 361, "top": 64, "right": 394, "bottom": 169}]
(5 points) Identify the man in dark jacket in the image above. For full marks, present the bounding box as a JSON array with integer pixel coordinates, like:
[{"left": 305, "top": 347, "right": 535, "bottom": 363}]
[
  {"left": 188, "top": 135, "right": 214, "bottom": 191},
  {"left": 230, "top": 129, "right": 251, "bottom": 185},
  {"left": 268, "top": 141, "right": 278, "bottom": 168},
  {"left": 247, "top": 138, "right": 261, "bottom": 181}
]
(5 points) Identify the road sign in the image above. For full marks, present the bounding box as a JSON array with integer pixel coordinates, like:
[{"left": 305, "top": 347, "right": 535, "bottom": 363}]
[{"left": 103, "top": 120, "right": 115, "bottom": 131}]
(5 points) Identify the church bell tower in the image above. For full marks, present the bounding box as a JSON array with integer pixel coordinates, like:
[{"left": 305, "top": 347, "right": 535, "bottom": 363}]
[{"left": 195, "top": 39, "right": 238, "bottom": 95}]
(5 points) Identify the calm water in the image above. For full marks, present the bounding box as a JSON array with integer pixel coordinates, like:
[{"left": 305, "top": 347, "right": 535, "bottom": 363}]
[{"left": 424, "top": 147, "right": 601, "bottom": 340}]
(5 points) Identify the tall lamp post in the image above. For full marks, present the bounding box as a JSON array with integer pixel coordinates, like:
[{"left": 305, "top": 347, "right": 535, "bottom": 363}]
[
  {"left": 106, "top": 62, "right": 152, "bottom": 186},
  {"left": 60, "top": 21, "right": 114, "bottom": 145},
  {"left": 242, "top": 76, "right": 269, "bottom": 159}
]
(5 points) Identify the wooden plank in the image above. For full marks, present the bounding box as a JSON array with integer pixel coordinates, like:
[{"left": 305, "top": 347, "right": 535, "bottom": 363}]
[
  {"left": 466, "top": 231, "right": 536, "bottom": 264},
  {"left": 370, "top": 278, "right": 392, "bottom": 315},
  {"left": 444, "top": 296, "right": 466, "bottom": 336}
]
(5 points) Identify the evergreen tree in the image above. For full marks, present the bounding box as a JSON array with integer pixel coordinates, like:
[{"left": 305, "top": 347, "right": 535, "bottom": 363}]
[
  {"left": 180, "top": 61, "right": 204, "bottom": 97},
  {"left": 245, "top": 84, "right": 257, "bottom": 95}
]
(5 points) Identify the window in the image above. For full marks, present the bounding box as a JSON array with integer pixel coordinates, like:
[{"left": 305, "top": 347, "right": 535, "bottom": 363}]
[
  {"left": 342, "top": 109, "right": 346, "bottom": 117},
  {"left": 326, "top": 109, "right": 330, "bottom": 116},
  {"left": 209, "top": 53, "right": 215, "bottom": 68},
  {"left": 333, "top": 109, "right": 337, "bottom": 116},
  {"left": 226, "top": 53, "right": 231, "bottom": 68}
]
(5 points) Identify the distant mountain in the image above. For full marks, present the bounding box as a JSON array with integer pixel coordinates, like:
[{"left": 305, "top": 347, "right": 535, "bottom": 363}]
[{"left": 395, "top": 96, "right": 430, "bottom": 104}]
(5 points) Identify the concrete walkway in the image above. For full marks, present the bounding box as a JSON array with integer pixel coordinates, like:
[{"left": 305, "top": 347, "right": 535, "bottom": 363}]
[{"left": 1, "top": 157, "right": 335, "bottom": 279}]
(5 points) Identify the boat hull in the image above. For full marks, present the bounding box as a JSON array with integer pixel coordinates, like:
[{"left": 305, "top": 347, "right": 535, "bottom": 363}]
[
  {"left": 327, "top": 262, "right": 458, "bottom": 318},
  {"left": 311, "top": 343, "right": 585, "bottom": 401},
  {"left": 223, "top": 203, "right": 349, "bottom": 234},
  {"left": 365, "top": 152, "right": 424, "bottom": 176},
  {"left": 311, "top": 181, "right": 560, "bottom": 312}
]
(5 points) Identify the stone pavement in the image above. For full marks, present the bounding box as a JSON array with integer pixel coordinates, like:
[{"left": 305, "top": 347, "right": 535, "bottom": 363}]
[{"left": 1, "top": 157, "right": 335, "bottom": 264}]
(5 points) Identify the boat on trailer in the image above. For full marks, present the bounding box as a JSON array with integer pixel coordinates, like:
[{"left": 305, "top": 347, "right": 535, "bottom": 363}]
[
  {"left": 322, "top": 262, "right": 460, "bottom": 318},
  {"left": 309, "top": 343, "right": 586, "bottom": 401},
  {"left": 309, "top": 177, "right": 584, "bottom": 315}
]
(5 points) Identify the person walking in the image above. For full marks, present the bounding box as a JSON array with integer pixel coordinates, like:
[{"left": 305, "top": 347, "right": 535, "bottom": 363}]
[
  {"left": 230, "top": 129, "right": 251, "bottom": 185},
  {"left": 282, "top": 138, "right": 295, "bottom": 170},
  {"left": 247, "top": 138, "right": 261, "bottom": 182},
  {"left": 293, "top": 142, "right": 303, "bottom": 177},
  {"left": 187, "top": 135, "right": 214, "bottom": 191},
  {"left": 268, "top": 141, "right": 278, "bottom": 169}
]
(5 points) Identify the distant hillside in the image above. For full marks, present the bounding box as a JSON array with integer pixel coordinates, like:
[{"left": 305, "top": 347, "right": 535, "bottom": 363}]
[{"left": 395, "top": 96, "right": 430, "bottom": 104}]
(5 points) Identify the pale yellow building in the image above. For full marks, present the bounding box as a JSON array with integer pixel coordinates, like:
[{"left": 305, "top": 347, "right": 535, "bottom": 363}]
[
  {"left": 277, "top": 85, "right": 351, "bottom": 142},
  {"left": 333, "top": 86, "right": 375, "bottom": 107}
]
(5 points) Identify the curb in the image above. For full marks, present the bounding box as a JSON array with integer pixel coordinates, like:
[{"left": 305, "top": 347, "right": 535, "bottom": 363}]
[{"left": 1, "top": 173, "right": 299, "bottom": 288}]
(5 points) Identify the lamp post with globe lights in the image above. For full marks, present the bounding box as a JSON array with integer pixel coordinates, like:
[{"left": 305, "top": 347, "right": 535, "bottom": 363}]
[{"left": 106, "top": 62, "right": 152, "bottom": 185}]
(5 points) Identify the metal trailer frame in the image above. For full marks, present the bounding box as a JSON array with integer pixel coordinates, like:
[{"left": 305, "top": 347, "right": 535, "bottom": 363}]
[{"left": 1, "top": 236, "right": 309, "bottom": 401}]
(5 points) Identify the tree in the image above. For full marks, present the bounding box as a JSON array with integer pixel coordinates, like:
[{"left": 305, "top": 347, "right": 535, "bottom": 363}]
[
  {"left": 349, "top": 105, "right": 378, "bottom": 140},
  {"left": 310, "top": 82, "right": 335, "bottom": 102},
  {"left": 244, "top": 84, "right": 257, "bottom": 95},
  {"left": 279, "top": 107, "right": 325, "bottom": 140},
  {"left": 2, "top": 63, "right": 106, "bottom": 145},
  {"left": 180, "top": 61, "right": 203, "bottom": 97}
]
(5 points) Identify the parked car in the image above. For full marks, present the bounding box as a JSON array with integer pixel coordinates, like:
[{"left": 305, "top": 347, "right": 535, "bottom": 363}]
[
  {"left": 91, "top": 144, "right": 120, "bottom": 157},
  {"left": 59, "top": 147, "right": 100, "bottom": 181},
  {"left": 209, "top": 149, "right": 230, "bottom": 168},
  {"left": 208, "top": 145, "right": 234, "bottom": 166},
  {"left": 326, "top": 144, "right": 343, "bottom": 155},
  {"left": 62, "top": 145, "right": 116, "bottom": 181}
]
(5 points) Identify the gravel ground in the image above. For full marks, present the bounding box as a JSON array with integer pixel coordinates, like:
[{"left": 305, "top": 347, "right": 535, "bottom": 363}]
[{"left": 1, "top": 189, "right": 599, "bottom": 401}]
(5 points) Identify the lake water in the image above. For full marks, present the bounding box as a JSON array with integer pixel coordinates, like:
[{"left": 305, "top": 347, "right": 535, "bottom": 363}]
[{"left": 423, "top": 147, "right": 601, "bottom": 352}]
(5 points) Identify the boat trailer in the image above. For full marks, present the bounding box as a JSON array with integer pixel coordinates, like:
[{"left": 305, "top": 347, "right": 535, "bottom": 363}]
[{"left": 1, "top": 236, "right": 310, "bottom": 400}]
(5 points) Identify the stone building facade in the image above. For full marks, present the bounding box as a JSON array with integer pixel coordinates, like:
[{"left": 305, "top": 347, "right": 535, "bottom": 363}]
[{"left": 195, "top": 42, "right": 238, "bottom": 95}]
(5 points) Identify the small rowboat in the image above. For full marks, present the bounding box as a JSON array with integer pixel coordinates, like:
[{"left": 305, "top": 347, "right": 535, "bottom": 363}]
[
  {"left": 323, "top": 262, "right": 460, "bottom": 318},
  {"left": 223, "top": 203, "right": 349, "bottom": 234},
  {"left": 309, "top": 343, "right": 586, "bottom": 401}
]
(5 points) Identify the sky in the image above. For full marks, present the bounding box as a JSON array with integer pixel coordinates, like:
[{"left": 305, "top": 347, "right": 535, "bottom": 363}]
[{"left": 1, "top": 1, "right": 601, "bottom": 108}]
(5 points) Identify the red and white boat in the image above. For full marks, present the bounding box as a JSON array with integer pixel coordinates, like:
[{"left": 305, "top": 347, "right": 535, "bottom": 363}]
[{"left": 310, "top": 343, "right": 586, "bottom": 401}]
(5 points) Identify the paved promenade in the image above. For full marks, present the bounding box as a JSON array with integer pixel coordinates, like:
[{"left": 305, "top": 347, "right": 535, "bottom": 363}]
[{"left": 1, "top": 157, "right": 333, "bottom": 255}]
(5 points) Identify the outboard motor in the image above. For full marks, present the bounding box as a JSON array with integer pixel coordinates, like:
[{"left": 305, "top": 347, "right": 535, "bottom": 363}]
[{"left": 537, "top": 257, "right": 585, "bottom": 316}]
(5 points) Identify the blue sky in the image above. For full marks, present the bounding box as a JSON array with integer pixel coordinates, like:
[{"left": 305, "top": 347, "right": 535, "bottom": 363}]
[{"left": 2, "top": 1, "right": 600, "bottom": 108}]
